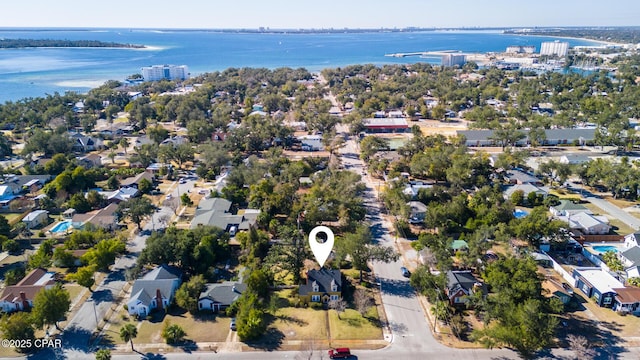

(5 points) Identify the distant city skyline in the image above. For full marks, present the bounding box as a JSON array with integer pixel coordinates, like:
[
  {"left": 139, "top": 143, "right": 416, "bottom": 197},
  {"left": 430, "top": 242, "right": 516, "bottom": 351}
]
[{"left": 4, "top": 0, "right": 638, "bottom": 29}]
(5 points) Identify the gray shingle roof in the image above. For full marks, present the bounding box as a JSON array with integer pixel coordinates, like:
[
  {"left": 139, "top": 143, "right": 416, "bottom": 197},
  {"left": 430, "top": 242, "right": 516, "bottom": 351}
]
[
  {"left": 198, "top": 282, "right": 246, "bottom": 306},
  {"left": 299, "top": 269, "right": 342, "bottom": 296},
  {"left": 621, "top": 246, "right": 640, "bottom": 267},
  {"left": 142, "top": 264, "right": 181, "bottom": 281}
]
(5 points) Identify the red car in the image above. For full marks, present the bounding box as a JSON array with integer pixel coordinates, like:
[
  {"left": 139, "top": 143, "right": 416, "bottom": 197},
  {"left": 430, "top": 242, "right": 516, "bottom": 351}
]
[{"left": 328, "top": 348, "right": 351, "bottom": 359}]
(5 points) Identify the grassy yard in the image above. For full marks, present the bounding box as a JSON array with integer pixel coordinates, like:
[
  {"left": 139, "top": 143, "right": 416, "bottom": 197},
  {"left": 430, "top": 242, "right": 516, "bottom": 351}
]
[
  {"left": 104, "top": 309, "right": 231, "bottom": 345},
  {"left": 273, "top": 307, "right": 329, "bottom": 340},
  {"left": 328, "top": 308, "right": 382, "bottom": 341},
  {"left": 549, "top": 189, "right": 582, "bottom": 201}
]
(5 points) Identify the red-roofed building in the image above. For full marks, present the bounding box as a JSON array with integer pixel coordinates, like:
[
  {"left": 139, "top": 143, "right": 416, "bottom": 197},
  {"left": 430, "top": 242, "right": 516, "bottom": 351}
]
[{"left": 0, "top": 268, "right": 56, "bottom": 312}]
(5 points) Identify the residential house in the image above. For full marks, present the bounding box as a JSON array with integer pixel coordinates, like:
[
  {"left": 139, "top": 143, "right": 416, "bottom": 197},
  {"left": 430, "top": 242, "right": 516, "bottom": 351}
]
[
  {"left": 503, "top": 184, "right": 549, "bottom": 200},
  {"left": 402, "top": 182, "right": 433, "bottom": 199},
  {"left": 450, "top": 240, "right": 469, "bottom": 253},
  {"left": 531, "top": 252, "right": 553, "bottom": 267},
  {"left": 77, "top": 154, "right": 103, "bottom": 168},
  {"left": 445, "top": 270, "right": 487, "bottom": 306},
  {"left": 619, "top": 246, "right": 640, "bottom": 268},
  {"left": 505, "top": 170, "right": 543, "bottom": 185},
  {"left": 69, "top": 132, "right": 102, "bottom": 153},
  {"left": 3, "top": 175, "right": 52, "bottom": 195},
  {"left": 573, "top": 268, "right": 623, "bottom": 307},
  {"left": 0, "top": 268, "right": 56, "bottom": 312},
  {"left": 298, "top": 135, "right": 323, "bottom": 151},
  {"left": 626, "top": 265, "right": 640, "bottom": 279},
  {"left": 190, "top": 197, "right": 260, "bottom": 233},
  {"left": 120, "top": 171, "right": 154, "bottom": 189},
  {"left": 198, "top": 281, "right": 246, "bottom": 313},
  {"left": 127, "top": 264, "right": 182, "bottom": 317},
  {"left": 22, "top": 210, "right": 49, "bottom": 229},
  {"left": 299, "top": 268, "right": 343, "bottom": 304},
  {"left": 550, "top": 200, "right": 591, "bottom": 217},
  {"left": 71, "top": 203, "right": 120, "bottom": 231},
  {"left": 624, "top": 232, "right": 640, "bottom": 248},
  {"left": 161, "top": 136, "right": 188, "bottom": 147},
  {"left": 559, "top": 154, "right": 592, "bottom": 165},
  {"left": 543, "top": 279, "right": 573, "bottom": 305},
  {"left": 407, "top": 201, "right": 427, "bottom": 224},
  {"left": 613, "top": 287, "right": 640, "bottom": 314},
  {"left": 97, "top": 187, "right": 139, "bottom": 204},
  {"left": 211, "top": 132, "right": 227, "bottom": 142},
  {"left": 559, "top": 212, "right": 611, "bottom": 235}
]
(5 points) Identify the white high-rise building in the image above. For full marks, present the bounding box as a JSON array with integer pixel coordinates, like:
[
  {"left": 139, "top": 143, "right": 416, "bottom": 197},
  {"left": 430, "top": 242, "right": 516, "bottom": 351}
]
[
  {"left": 441, "top": 54, "right": 466, "bottom": 67},
  {"left": 141, "top": 65, "right": 190, "bottom": 81},
  {"left": 540, "top": 41, "right": 569, "bottom": 57}
]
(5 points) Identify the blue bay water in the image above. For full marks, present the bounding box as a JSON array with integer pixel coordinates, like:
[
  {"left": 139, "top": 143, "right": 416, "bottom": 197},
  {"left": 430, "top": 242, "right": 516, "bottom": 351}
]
[{"left": 0, "top": 29, "right": 600, "bottom": 102}]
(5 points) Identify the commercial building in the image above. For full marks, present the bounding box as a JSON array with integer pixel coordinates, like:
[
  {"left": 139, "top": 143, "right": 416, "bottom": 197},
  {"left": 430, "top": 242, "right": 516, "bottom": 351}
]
[
  {"left": 506, "top": 45, "right": 536, "bottom": 54},
  {"left": 141, "top": 64, "right": 190, "bottom": 81},
  {"left": 441, "top": 54, "right": 466, "bottom": 67},
  {"left": 363, "top": 118, "right": 409, "bottom": 133},
  {"left": 540, "top": 41, "right": 569, "bottom": 57}
]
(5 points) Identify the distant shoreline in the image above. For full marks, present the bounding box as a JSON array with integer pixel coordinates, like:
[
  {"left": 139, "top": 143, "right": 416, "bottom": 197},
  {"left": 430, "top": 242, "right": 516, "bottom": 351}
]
[{"left": 0, "top": 39, "right": 145, "bottom": 49}]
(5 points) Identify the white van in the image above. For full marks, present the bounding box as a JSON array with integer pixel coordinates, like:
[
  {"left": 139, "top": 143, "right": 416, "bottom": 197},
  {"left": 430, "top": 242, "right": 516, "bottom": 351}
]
[{"left": 229, "top": 226, "right": 237, "bottom": 236}]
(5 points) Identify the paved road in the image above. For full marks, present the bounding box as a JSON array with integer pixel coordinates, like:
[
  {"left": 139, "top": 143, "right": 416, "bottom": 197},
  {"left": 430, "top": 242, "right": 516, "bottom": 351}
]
[
  {"left": 27, "top": 180, "right": 196, "bottom": 360},
  {"left": 585, "top": 196, "right": 640, "bottom": 231}
]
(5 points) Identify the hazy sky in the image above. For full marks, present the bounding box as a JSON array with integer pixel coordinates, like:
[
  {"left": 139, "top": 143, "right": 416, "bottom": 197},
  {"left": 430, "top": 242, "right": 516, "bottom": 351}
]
[{"left": 3, "top": 0, "right": 637, "bottom": 29}]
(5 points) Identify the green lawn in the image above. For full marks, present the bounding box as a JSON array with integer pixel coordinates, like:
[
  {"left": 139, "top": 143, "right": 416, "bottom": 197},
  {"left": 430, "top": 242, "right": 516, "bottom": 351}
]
[
  {"left": 104, "top": 309, "right": 230, "bottom": 345},
  {"left": 272, "top": 307, "right": 328, "bottom": 340},
  {"left": 328, "top": 308, "right": 383, "bottom": 340}
]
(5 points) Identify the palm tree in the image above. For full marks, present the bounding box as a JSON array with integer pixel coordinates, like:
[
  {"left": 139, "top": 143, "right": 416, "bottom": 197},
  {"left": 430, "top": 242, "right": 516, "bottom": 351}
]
[
  {"left": 119, "top": 323, "right": 138, "bottom": 351},
  {"left": 119, "top": 137, "right": 130, "bottom": 155},
  {"left": 95, "top": 348, "right": 111, "bottom": 360}
]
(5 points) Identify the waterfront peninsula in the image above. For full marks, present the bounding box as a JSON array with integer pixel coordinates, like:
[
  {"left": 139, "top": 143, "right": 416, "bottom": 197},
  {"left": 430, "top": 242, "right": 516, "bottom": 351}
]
[{"left": 0, "top": 39, "right": 145, "bottom": 49}]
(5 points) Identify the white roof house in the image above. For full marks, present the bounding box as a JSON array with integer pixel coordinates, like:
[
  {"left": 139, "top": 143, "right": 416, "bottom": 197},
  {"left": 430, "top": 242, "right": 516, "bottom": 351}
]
[
  {"left": 503, "top": 184, "right": 549, "bottom": 199},
  {"left": 574, "top": 268, "right": 624, "bottom": 294},
  {"left": 559, "top": 212, "right": 611, "bottom": 235}
]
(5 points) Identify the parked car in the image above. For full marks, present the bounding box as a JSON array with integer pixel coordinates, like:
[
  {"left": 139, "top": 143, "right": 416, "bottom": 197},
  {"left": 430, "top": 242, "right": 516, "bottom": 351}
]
[
  {"left": 230, "top": 318, "right": 237, "bottom": 331},
  {"left": 328, "top": 348, "right": 351, "bottom": 359},
  {"left": 401, "top": 266, "right": 411, "bottom": 278}
]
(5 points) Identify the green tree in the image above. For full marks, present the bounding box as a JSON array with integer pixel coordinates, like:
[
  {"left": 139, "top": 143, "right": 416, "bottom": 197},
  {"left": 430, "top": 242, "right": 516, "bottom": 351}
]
[
  {"left": 4, "top": 267, "right": 25, "bottom": 286},
  {"left": 137, "top": 178, "right": 153, "bottom": 195},
  {"left": 66, "top": 265, "right": 96, "bottom": 291},
  {"left": 119, "top": 323, "right": 138, "bottom": 351},
  {"left": 175, "top": 275, "right": 206, "bottom": 314},
  {"left": 68, "top": 192, "right": 91, "bottom": 213},
  {"left": 264, "top": 225, "right": 309, "bottom": 284},
  {"left": 0, "top": 215, "right": 11, "bottom": 237},
  {"left": 336, "top": 225, "right": 399, "bottom": 281},
  {"left": 81, "top": 238, "right": 126, "bottom": 272},
  {"left": 117, "top": 197, "right": 155, "bottom": 230},
  {"left": 119, "top": 137, "right": 130, "bottom": 154},
  {"left": 0, "top": 312, "right": 35, "bottom": 353},
  {"left": 602, "top": 251, "right": 624, "bottom": 272},
  {"left": 31, "top": 284, "right": 71, "bottom": 330},
  {"left": 359, "top": 136, "right": 389, "bottom": 161},
  {"left": 95, "top": 348, "right": 112, "bottom": 360},
  {"left": 180, "top": 193, "right": 193, "bottom": 206},
  {"left": 161, "top": 321, "right": 186, "bottom": 344}
]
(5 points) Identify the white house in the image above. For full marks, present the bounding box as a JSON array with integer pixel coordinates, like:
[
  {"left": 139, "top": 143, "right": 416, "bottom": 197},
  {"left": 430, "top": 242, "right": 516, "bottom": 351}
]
[
  {"left": 0, "top": 269, "right": 55, "bottom": 312},
  {"left": 22, "top": 210, "right": 49, "bottom": 229},
  {"left": 624, "top": 232, "right": 640, "bottom": 248},
  {"left": 550, "top": 200, "right": 592, "bottom": 217},
  {"left": 127, "top": 265, "right": 181, "bottom": 317},
  {"left": 619, "top": 246, "right": 640, "bottom": 268},
  {"left": 559, "top": 212, "right": 611, "bottom": 235}
]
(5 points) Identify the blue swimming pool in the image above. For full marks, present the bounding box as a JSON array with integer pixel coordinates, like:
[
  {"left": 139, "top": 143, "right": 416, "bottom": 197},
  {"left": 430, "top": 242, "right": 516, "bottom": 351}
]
[
  {"left": 50, "top": 220, "right": 72, "bottom": 234},
  {"left": 514, "top": 209, "right": 529, "bottom": 219},
  {"left": 591, "top": 245, "right": 620, "bottom": 254}
]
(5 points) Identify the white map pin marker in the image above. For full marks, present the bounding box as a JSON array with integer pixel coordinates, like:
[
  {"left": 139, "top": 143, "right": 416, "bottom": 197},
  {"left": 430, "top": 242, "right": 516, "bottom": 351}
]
[{"left": 309, "top": 226, "right": 334, "bottom": 267}]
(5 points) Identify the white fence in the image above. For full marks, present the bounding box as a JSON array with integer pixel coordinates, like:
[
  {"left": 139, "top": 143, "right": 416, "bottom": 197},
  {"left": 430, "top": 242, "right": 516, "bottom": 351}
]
[{"left": 543, "top": 250, "right": 576, "bottom": 285}]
